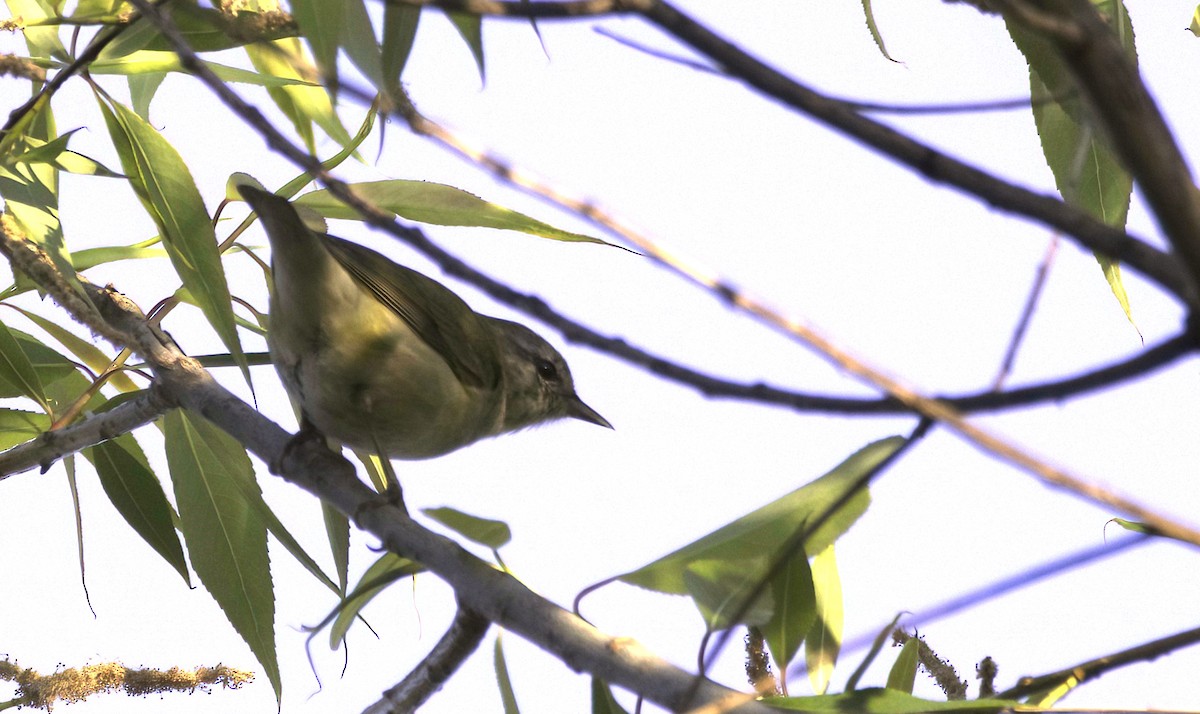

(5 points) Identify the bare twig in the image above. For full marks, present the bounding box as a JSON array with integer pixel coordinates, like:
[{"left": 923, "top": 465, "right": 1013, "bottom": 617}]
[
  {"left": 993, "top": 236, "right": 1059, "bottom": 390},
  {"left": 362, "top": 606, "right": 490, "bottom": 714}
]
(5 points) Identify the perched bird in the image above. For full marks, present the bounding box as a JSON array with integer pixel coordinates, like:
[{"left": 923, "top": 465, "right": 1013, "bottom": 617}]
[{"left": 239, "top": 185, "right": 610, "bottom": 460}]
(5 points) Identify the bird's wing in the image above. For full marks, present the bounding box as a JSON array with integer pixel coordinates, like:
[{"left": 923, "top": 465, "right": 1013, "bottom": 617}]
[{"left": 323, "top": 235, "right": 502, "bottom": 390}]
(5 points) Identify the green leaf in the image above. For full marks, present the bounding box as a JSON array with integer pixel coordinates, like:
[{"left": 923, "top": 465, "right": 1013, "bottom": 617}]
[
  {"left": 422, "top": 506, "right": 512, "bottom": 549},
  {"left": 445, "top": 10, "right": 484, "bottom": 81},
  {"left": 494, "top": 633, "right": 520, "bottom": 714},
  {"left": 295, "top": 180, "right": 610, "bottom": 244},
  {"left": 845, "top": 613, "right": 905, "bottom": 693},
  {"left": 762, "top": 550, "right": 816, "bottom": 688},
  {"left": 88, "top": 50, "right": 316, "bottom": 87},
  {"left": 97, "top": 94, "right": 250, "bottom": 387},
  {"left": 619, "top": 437, "right": 900, "bottom": 595},
  {"left": 11, "top": 131, "right": 123, "bottom": 177},
  {"left": 323, "top": 501, "right": 350, "bottom": 592},
  {"left": 0, "top": 318, "right": 50, "bottom": 412},
  {"left": 806, "top": 544, "right": 843, "bottom": 695},
  {"left": 861, "top": 0, "right": 897, "bottom": 62},
  {"left": 0, "top": 407, "right": 50, "bottom": 450},
  {"left": 885, "top": 638, "right": 919, "bottom": 693},
  {"left": 1191, "top": 5, "right": 1200, "bottom": 37},
  {"left": 381, "top": 4, "right": 419, "bottom": 93},
  {"left": 682, "top": 558, "right": 774, "bottom": 631},
  {"left": 768, "top": 688, "right": 1019, "bottom": 713},
  {"left": 129, "top": 71, "right": 167, "bottom": 119},
  {"left": 328, "top": 552, "right": 423, "bottom": 647},
  {"left": 13, "top": 306, "right": 139, "bottom": 392},
  {"left": 591, "top": 678, "right": 630, "bottom": 714},
  {"left": 5, "top": 0, "right": 67, "bottom": 60},
  {"left": 0, "top": 327, "right": 78, "bottom": 399},
  {"left": 245, "top": 39, "right": 354, "bottom": 152},
  {"left": 340, "top": 0, "right": 383, "bottom": 90},
  {"left": 291, "top": 0, "right": 343, "bottom": 85},
  {"left": 86, "top": 435, "right": 190, "bottom": 584},
  {"left": 1006, "top": 2, "right": 1137, "bottom": 325},
  {"left": 164, "top": 409, "right": 279, "bottom": 701}
]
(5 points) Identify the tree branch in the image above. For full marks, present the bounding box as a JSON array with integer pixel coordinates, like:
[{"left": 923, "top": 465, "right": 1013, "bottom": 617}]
[{"left": 362, "top": 606, "right": 489, "bottom": 714}]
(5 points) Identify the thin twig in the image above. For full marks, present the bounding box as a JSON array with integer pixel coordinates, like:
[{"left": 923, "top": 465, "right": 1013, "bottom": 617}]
[{"left": 993, "top": 235, "right": 1059, "bottom": 390}]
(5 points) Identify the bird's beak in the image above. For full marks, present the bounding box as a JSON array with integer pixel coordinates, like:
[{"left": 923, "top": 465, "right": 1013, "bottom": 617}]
[{"left": 566, "top": 395, "right": 613, "bottom": 430}]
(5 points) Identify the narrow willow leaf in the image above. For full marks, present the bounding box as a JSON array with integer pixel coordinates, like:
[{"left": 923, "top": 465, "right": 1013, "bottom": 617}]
[
  {"left": 682, "top": 558, "right": 774, "bottom": 631},
  {"left": 0, "top": 319, "right": 50, "bottom": 411},
  {"left": 422, "top": 506, "right": 512, "bottom": 549},
  {"left": 340, "top": 0, "right": 384, "bottom": 90},
  {"left": 845, "top": 612, "right": 905, "bottom": 692},
  {"left": 245, "top": 39, "right": 354, "bottom": 151},
  {"left": 860, "top": 0, "right": 897, "bottom": 62},
  {"left": 86, "top": 435, "right": 190, "bottom": 584},
  {"left": 762, "top": 551, "right": 816, "bottom": 687},
  {"left": 591, "top": 678, "right": 631, "bottom": 714},
  {"left": 64, "top": 454, "right": 95, "bottom": 614},
  {"left": 0, "top": 327, "right": 78, "bottom": 398},
  {"left": 445, "top": 10, "right": 484, "bottom": 81},
  {"left": 323, "top": 501, "right": 350, "bottom": 592},
  {"left": 381, "top": 4, "right": 419, "bottom": 93},
  {"left": 1006, "top": 2, "right": 1137, "bottom": 324},
  {"left": 296, "top": 180, "right": 610, "bottom": 245},
  {"left": 6, "top": 0, "right": 67, "bottom": 60},
  {"left": 494, "top": 633, "right": 520, "bottom": 714},
  {"left": 97, "top": 95, "right": 250, "bottom": 386},
  {"left": 291, "top": 0, "right": 343, "bottom": 86},
  {"left": 90, "top": 51, "right": 316, "bottom": 87},
  {"left": 0, "top": 407, "right": 49, "bottom": 450},
  {"left": 164, "top": 409, "right": 279, "bottom": 701},
  {"left": 14, "top": 307, "right": 139, "bottom": 392},
  {"left": 620, "top": 437, "right": 900, "bottom": 595},
  {"left": 12, "top": 132, "right": 123, "bottom": 177},
  {"left": 768, "top": 688, "right": 1018, "bottom": 712},
  {"left": 129, "top": 71, "right": 167, "bottom": 119},
  {"left": 806, "top": 544, "right": 843, "bottom": 695},
  {"left": 885, "top": 638, "right": 919, "bottom": 694},
  {"left": 328, "top": 552, "right": 423, "bottom": 647}
]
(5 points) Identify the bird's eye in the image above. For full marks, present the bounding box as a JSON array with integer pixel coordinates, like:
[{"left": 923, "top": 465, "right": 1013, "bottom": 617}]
[{"left": 535, "top": 359, "right": 558, "bottom": 381}]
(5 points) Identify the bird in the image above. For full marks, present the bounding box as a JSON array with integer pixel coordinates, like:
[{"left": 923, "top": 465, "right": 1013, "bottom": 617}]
[{"left": 239, "top": 184, "right": 611, "bottom": 461}]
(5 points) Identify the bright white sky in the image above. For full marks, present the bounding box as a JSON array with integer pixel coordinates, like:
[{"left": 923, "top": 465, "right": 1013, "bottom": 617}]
[{"left": 4, "top": 2, "right": 1200, "bottom": 713}]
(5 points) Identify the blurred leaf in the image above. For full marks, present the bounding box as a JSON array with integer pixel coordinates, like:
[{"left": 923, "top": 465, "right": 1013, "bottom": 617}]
[
  {"left": 0, "top": 407, "right": 50, "bottom": 450},
  {"left": 885, "top": 638, "right": 919, "bottom": 693},
  {"left": 381, "top": 4, "right": 419, "bottom": 95},
  {"left": 1191, "top": 6, "right": 1200, "bottom": 37},
  {"left": 6, "top": 0, "right": 67, "bottom": 60},
  {"left": 330, "top": 552, "right": 424, "bottom": 646},
  {"left": 769, "top": 689, "right": 1018, "bottom": 712},
  {"left": 591, "top": 678, "right": 630, "bottom": 714},
  {"left": 340, "top": 0, "right": 383, "bottom": 90},
  {"left": 87, "top": 50, "right": 316, "bottom": 86},
  {"left": 762, "top": 551, "right": 815, "bottom": 683},
  {"left": 291, "top": 0, "right": 343, "bottom": 86},
  {"left": 296, "top": 180, "right": 610, "bottom": 245},
  {"left": 73, "top": 238, "right": 167, "bottom": 270},
  {"left": 245, "top": 39, "right": 354, "bottom": 151},
  {"left": 422, "top": 506, "right": 512, "bottom": 549},
  {"left": 683, "top": 558, "right": 774, "bottom": 631},
  {"left": 806, "top": 544, "right": 843, "bottom": 695},
  {"left": 164, "top": 409, "right": 279, "bottom": 701},
  {"left": 445, "top": 10, "right": 484, "bottom": 81},
  {"left": 1108, "top": 517, "right": 1160, "bottom": 536},
  {"left": 861, "top": 0, "right": 897, "bottom": 62},
  {"left": 11, "top": 131, "right": 123, "bottom": 177},
  {"left": 494, "top": 633, "right": 520, "bottom": 714},
  {"left": 100, "top": 4, "right": 297, "bottom": 59},
  {"left": 619, "top": 437, "right": 899, "bottom": 595},
  {"left": 86, "top": 435, "right": 189, "bottom": 584},
  {"left": 97, "top": 95, "right": 250, "bottom": 386}
]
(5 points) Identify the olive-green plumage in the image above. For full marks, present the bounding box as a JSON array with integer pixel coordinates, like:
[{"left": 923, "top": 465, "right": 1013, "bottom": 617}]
[{"left": 240, "top": 185, "right": 610, "bottom": 459}]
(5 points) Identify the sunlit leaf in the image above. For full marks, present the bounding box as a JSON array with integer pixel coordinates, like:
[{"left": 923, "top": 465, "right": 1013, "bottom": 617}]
[
  {"left": 761, "top": 551, "right": 815, "bottom": 685},
  {"left": 683, "top": 558, "right": 774, "bottom": 631},
  {"left": 245, "top": 39, "right": 354, "bottom": 151},
  {"left": 806, "top": 544, "right": 843, "bottom": 695},
  {"left": 0, "top": 407, "right": 50, "bottom": 450},
  {"left": 494, "top": 633, "right": 520, "bottom": 714},
  {"left": 329, "top": 552, "right": 423, "bottom": 646},
  {"left": 295, "top": 180, "right": 610, "bottom": 245},
  {"left": 291, "top": 0, "right": 343, "bottom": 86}
]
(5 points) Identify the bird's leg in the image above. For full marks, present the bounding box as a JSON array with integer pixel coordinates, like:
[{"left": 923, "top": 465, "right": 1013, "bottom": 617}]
[{"left": 271, "top": 413, "right": 334, "bottom": 474}]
